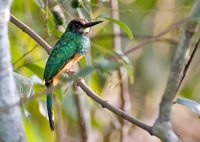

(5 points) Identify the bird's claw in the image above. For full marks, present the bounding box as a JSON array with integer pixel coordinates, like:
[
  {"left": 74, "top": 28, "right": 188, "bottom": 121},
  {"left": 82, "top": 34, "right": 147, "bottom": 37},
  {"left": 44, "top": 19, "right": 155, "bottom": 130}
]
[{"left": 64, "top": 68, "right": 75, "bottom": 75}]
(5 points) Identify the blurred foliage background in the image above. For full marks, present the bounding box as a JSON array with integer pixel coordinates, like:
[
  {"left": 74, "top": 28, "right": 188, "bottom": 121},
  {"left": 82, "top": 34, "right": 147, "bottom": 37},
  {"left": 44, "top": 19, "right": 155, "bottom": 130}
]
[{"left": 9, "top": 0, "right": 200, "bottom": 142}]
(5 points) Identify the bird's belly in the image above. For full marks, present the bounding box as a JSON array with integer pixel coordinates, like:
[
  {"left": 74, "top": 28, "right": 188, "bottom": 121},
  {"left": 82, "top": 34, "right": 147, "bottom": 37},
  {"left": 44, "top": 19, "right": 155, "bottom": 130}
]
[{"left": 53, "top": 54, "right": 83, "bottom": 85}]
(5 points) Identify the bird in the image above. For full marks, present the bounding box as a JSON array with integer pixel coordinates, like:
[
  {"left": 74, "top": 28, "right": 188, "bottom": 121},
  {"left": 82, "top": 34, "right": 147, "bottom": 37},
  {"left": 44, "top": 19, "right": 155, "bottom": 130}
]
[{"left": 44, "top": 19, "right": 102, "bottom": 131}]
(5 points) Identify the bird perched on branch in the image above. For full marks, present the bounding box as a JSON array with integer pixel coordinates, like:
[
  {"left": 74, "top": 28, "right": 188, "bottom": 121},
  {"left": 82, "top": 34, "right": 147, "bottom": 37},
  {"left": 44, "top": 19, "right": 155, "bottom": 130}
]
[{"left": 44, "top": 19, "right": 102, "bottom": 130}]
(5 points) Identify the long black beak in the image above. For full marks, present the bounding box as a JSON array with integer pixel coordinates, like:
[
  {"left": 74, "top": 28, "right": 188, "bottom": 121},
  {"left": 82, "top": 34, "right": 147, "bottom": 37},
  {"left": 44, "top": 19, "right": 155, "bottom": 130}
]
[{"left": 83, "top": 21, "right": 103, "bottom": 28}]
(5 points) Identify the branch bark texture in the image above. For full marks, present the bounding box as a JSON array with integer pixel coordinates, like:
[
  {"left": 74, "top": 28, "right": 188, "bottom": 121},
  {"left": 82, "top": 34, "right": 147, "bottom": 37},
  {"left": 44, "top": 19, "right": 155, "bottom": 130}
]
[
  {"left": 152, "top": 0, "right": 200, "bottom": 141},
  {"left": 0, "top": 0, "right": 27, "bottom": 142}
]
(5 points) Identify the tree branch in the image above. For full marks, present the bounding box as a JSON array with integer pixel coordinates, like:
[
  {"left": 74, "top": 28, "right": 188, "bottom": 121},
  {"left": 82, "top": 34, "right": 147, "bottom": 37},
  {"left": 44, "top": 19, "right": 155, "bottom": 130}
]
[
  {"left": 9, "top": 15, "right": 153, "bottom": 134},
  {"left": 177, "top": 34, "right": 200, "bottom": 91},
  {"left": 152, "top": 0, "right": 200, "bottom": 141}
]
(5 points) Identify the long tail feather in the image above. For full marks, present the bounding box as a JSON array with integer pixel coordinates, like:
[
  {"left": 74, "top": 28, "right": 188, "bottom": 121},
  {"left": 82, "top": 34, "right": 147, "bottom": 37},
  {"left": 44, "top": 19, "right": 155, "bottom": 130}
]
[{"left": 46, "top": 84, "right": 54, "bottom": 130}]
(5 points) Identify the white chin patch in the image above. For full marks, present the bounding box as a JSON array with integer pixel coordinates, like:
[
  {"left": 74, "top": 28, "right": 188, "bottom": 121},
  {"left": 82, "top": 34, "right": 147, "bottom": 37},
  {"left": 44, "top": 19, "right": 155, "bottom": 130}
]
[
  {"left": 84, "top": 28, "right": 90, "bottom": 34},
  {"left": 80, "top": 28, "right": 90, "bottom": 34}
]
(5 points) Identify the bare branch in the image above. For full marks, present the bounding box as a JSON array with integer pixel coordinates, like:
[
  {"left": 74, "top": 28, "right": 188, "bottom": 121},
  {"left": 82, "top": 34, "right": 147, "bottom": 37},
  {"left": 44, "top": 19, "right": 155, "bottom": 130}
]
[
  {"left": 177, "top": 36, "right": 200, "bottom": 90},
  {"left": 13, "top": 44, "right": 38, "bottom": 65}
]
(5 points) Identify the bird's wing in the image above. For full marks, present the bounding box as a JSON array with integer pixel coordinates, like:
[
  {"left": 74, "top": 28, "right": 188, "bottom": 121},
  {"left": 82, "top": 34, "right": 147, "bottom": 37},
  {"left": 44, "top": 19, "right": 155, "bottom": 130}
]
[{"left": 44, "top": 38, "right": 78, "bottom": 82}]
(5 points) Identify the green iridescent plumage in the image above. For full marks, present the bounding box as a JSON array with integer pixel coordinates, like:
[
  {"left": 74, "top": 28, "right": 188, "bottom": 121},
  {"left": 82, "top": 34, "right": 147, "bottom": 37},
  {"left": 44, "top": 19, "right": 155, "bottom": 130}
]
[
  {"left": 43, "top": 19, "right": 102, "bottom": 130},
  {"left": 44, "top": 32, "right": 90, "bottom": 82}
]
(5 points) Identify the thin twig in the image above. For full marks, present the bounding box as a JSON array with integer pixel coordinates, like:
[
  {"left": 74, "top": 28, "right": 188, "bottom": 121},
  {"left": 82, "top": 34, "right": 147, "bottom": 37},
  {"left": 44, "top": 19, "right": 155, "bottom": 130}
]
[
  {"left": 13, "top": 44, "right": 38, "bottom": 65},
  {"left": 177, "top": 37, "right": 200, "bottom": 90},
  {"left": 92, "top": 33, "right": 178, "bottom": 45},
  {"left": 9, "top": 14, "right": 153, "bottom": 135},
  {"left": 124, "top": 18, "right": 189, "bottom": 55}
]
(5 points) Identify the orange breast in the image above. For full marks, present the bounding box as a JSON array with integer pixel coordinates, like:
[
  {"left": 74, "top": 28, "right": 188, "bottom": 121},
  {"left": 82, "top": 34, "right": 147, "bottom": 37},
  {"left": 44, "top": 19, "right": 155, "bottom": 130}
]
[{"left": 52, "top": 54, "right": 83, "bottom": 85}]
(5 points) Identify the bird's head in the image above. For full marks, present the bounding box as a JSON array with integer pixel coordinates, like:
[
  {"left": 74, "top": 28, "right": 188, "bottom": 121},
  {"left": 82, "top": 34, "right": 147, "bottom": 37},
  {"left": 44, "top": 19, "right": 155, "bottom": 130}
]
[{"left": 66, "top": 19, "right": 102, "bottom": 35}]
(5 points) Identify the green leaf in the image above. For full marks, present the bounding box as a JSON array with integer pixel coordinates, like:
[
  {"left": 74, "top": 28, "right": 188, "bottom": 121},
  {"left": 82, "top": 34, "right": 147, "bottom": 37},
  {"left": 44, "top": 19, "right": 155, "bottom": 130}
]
[
  {"left": 176, "top": 97, "right": 200, "bottom": 116},
  {"left": 91, "top": 42, "right": 116, "bottom": 56},
  {"left": 88, "top": 71, "right": 104, "bottom": 95},
  {"left": 33, "top": 0, "right": 45, "bottom": 9},
  {"left": 94, "top": 58, "right": 119, "bottom": 72},
  {"left": 54, "top": 88, "right": 63, "bottom": 100},
  {"left": 14, "top": 72, "right": 33, "bottom": 98},
  {"left": 24, "top": 63, "right": 44, "bottom": 79},
  {"left": 68, "top": 66, "right": 95, "bottom": 81},
  {"left": 47, "top": 11, "right": 55, "bottom": 34},
  {"left": 78, "top": 56, "right": 87, "bottom": 68},
  {"left": 62, "top": 89, "right": 78, "bottom": 122},
  {"left": 102, "top": 17, "right": 133, "bottom": 39}
]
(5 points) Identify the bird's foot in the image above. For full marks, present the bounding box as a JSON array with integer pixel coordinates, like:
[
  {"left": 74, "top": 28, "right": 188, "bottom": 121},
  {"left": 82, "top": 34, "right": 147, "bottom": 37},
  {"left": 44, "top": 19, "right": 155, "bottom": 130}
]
[{"left": 64, "top": 68, "right": 75, "bottom": 75}]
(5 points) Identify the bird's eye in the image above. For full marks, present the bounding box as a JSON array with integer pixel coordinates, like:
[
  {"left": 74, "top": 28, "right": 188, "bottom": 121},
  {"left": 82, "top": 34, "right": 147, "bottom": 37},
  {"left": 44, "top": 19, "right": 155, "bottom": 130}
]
[{"left": 75, "top": 23, "right": 79, "bottom": 27}]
